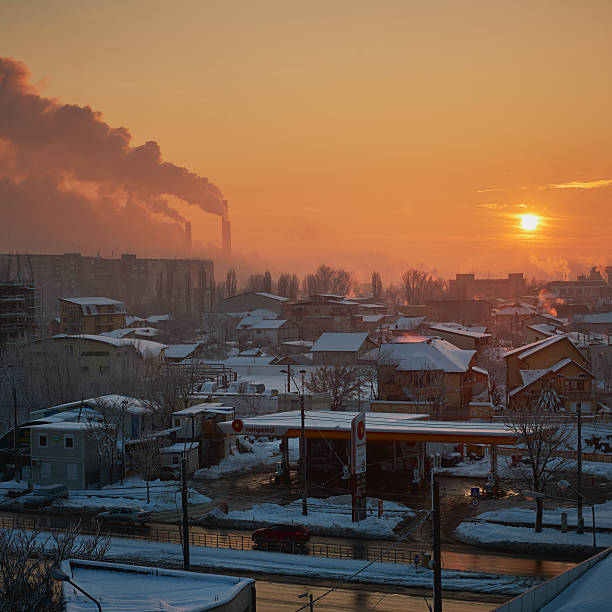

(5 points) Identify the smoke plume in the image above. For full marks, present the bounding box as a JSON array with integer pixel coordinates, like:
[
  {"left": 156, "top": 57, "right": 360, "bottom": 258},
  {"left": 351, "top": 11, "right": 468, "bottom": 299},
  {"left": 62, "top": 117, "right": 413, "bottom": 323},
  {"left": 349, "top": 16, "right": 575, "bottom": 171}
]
[{"left": 0, "top": 57, "right": 225, "bottom": 254}]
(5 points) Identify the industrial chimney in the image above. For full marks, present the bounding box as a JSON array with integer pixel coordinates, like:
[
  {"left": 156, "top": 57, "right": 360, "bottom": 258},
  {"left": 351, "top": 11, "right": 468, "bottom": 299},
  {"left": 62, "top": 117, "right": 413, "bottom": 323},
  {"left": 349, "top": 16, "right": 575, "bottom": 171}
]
[
  {"left": 221, "top": 200, "right": 231, "bottom": 255},
  {"left": 185, "top": 221, "right": 192, "bottom": 249}
]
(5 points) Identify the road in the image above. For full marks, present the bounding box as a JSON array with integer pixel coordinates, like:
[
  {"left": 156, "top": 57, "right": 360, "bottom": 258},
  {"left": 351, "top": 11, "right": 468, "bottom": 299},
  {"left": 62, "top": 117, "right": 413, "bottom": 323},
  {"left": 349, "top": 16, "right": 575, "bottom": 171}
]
[{"left": 248, "top": 577, "right": 501, "bottom": 611}]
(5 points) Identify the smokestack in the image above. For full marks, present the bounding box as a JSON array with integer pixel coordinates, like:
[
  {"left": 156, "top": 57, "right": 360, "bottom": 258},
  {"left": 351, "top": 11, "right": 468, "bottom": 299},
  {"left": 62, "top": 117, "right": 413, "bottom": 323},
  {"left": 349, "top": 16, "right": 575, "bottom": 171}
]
[
  {"left": 185, "top": 221, "right": 192, "bottom": 249},
  {"left": 221, "top": 200, "right": 231, "bottom": 255}
]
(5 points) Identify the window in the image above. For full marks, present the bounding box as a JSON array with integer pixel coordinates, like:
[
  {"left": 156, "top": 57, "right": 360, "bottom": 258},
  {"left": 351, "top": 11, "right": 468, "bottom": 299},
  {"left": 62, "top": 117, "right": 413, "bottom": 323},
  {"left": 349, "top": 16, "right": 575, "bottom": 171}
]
[
  {"left": 38, "top": 434, "right": 47, "bottom": 448},
  {"left": 41, "top": 462, "right": 51, "bottom": 479},
  {"left": 65, "top": 345, "right": 74, "bottom": 355},
  {"left": 81, "top": 365, "right": 90, "bottom": 374},
  {"left": 172, "top": 455, "right": 180, "bottom": 465},
  {"left": 99, "top": 366, "right": 110, "bottom": 374},
  {"left": 66, "top": 463, "right": 78, "bottom": 481},
  {"left": 64, "top": 435, "right": 74, "bottom": 449},
  {"left": 174, "top": 418, "right": 181, "bottom": 427}
]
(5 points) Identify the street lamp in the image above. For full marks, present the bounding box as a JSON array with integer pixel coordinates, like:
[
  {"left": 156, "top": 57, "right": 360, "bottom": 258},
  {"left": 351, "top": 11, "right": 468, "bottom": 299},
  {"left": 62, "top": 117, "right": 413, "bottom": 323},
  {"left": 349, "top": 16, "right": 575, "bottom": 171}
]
[
  {"left": 50, "top": 567, "right": 103, "bottom": 612},
  {"left": 281, "top": 368, "right": 308, "bottom": 516},
  {"left": 559, "top": 479, "right": 597, "bottom": 553}
]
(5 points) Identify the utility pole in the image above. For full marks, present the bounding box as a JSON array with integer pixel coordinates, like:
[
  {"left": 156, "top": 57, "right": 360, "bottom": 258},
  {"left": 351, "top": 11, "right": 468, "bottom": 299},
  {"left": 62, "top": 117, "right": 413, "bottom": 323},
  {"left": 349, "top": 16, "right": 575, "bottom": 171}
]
[
  {"left": 181, "top": 456, "right": 190, "bottom": 570},
  {"left": 300, "top": 370, "right": 308, "bottom": 516},
  {"left": 12, "top": 384, "right": 20, "bottom": 482},
  {"left": 431, "top": 471, "right": 442, "bottom": 612},
  {"left": 576, "top": 395, "right": 583, "bottom": 534},
  {"left": 286, "top": 364, "right": 292, "bottom": 393}
]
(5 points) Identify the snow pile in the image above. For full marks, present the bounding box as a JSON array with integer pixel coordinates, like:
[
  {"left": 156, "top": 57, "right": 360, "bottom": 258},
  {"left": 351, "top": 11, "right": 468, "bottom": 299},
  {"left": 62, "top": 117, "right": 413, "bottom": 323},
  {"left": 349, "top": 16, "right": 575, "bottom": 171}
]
[
  {"left": 199, "top": 495, "right": 414, "bottom": 538},
  {"left": 57, "top": 478, "right": 211, "bottom": 513},
  {"left": 438, "top": 455, "right": 515, "bottom": 477},
  {"left": 194, "top": 437, "right": 298, "bottom": 480},
  {"left": 456, "top": 520, "right": 612, "bottom": 553},
  {"left": 476, "top": 500, "right": 612, "bottom": 530}
]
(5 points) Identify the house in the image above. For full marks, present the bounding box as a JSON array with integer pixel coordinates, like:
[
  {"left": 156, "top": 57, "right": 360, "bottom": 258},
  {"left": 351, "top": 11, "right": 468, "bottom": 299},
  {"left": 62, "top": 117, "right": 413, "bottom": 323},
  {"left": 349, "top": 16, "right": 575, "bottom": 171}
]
[
  {"left": 507, "top": 358, "right": 595, "bottom": 413},
  {"left": 377, "top": 339, "right": 479, "bottom": 419},
  {"left": 59, "top": 559, "right": 256, "bottom": 612},
  {"left": 425, "top": 299, "right": 491, "bottom": 325},
  {"left": 58, "top": 297, "right": 127, "bottom": 335},
  {"left": 237, "top": 317, "right": 298, "bottom": 346},
  {"left": 29, "top": 422, "right": 111, "bottom": 489},
  {"left": 101, "top": 326, "right": 161, "bottom": 340},
  {"left": 24, "top": 335, "right": 167, "bottom": 396},
  {"left": 503, "top": 335, "right": 590, "bottom": 392},
  {"left": 574, "top": 312, "right": 612, "bottom": 336},
  {"left": 449, "top": 272, "right": 526, "bottom": 299},
  {"left": 390, "top": 316, "right": 426, "bottom": 338},
  {"left": 282, "top": 294, "right": 360, "bottom": 338},
  {"left": 165, "top": 343, "right": 205, "bottom": 363},
  {"left": 523, "top": 323, "right": 559, "bottom": 344},
  {"left": 311, "top": 332, "right": 376, "bottom": 365},
  {"left": 219, "top": 292, "right": 289, "bottom": 315},
  {"left": 426, "top": 324, "right": 492, "bottom": 351}
]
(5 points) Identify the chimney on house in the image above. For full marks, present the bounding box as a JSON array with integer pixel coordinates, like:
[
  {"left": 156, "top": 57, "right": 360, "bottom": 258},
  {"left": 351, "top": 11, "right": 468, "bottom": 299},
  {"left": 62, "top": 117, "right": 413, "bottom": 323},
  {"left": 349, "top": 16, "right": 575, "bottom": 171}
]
[
  {"left": 185, "top": 221, "right": 192, "bottom": 249},
  {"left": 221, "top": 200, "right": 231, "bottom": 255}
]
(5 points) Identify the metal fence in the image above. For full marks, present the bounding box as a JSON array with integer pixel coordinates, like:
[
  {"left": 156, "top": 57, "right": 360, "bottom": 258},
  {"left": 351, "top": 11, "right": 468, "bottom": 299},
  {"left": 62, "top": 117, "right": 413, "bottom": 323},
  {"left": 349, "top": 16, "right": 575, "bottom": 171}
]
[{"left": 0, "top": 514, "right": 420, "bottom": 565}]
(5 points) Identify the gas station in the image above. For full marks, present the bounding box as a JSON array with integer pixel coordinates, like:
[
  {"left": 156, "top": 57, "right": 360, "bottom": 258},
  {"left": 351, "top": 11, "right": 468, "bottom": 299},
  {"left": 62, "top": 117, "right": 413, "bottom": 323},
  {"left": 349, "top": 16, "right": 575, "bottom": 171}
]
[{"left": 218, "top": 411, "right": 520, "bottom": 499}]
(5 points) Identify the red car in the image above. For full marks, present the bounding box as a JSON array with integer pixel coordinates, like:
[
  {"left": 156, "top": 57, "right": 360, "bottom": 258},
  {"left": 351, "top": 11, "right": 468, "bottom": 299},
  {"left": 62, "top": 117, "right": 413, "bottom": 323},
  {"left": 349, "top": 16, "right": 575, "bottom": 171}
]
[{"left": 251, "top": 523, "right": 311, "bottom": 547}]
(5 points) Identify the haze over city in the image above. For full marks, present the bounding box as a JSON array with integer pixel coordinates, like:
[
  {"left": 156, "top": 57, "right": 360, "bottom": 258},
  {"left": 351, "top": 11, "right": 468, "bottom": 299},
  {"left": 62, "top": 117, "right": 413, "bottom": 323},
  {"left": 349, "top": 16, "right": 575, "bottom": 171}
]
[{"left": 1, "top": 0, "right": 610, "bottom": 282}]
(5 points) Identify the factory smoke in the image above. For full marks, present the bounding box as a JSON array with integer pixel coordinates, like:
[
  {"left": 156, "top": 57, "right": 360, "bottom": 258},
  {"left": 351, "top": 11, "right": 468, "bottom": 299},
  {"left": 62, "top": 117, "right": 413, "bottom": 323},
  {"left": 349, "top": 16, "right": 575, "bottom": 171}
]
[{"left": 0, "top": 57, "right": 229, "bottom": 255}]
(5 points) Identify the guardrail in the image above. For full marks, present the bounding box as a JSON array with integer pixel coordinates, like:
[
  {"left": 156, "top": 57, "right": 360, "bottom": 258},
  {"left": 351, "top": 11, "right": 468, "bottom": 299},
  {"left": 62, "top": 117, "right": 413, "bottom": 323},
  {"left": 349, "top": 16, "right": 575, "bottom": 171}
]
[{"left": 0, "top": 514, "right": 422, "bottom": 566}]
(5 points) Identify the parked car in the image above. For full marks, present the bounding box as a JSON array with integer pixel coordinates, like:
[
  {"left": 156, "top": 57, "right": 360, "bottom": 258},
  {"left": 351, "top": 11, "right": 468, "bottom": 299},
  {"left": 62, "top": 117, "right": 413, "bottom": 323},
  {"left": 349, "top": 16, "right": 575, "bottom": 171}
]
[
  {"left": 96, "top": 507, "right": 152, "bottom": 526},
  {"left": 251, "top": 523, "right": 311, "bottom": 547},
  {"left": 21, "top": 484, "right": 68, "bottom": 509}
]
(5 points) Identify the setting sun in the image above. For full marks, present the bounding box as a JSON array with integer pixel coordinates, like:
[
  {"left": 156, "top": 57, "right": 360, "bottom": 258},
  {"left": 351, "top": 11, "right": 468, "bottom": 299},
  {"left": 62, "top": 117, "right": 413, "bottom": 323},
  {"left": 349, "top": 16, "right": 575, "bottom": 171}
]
[{"left": 521, "top": 214, "right": 539, "bottom": 231}]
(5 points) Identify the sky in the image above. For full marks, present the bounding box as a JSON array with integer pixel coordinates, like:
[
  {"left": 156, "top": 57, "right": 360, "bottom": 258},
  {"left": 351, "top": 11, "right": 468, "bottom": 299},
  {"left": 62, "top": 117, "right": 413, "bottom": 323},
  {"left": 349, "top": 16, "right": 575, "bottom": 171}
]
[{"left": 0, "top": 0, "right": 610, "bottom": 283}]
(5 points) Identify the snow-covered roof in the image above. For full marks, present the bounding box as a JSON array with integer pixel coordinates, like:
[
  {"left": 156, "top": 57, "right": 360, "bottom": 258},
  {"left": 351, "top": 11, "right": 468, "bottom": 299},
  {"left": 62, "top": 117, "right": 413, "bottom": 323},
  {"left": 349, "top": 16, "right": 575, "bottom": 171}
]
[
  {"left": 493, "top": 306, "right": 534, "bottom": 316},
  {"left": 472, "top": 366, "right": 489, "bottom": 377},
  {"left": 503, "top": 334, "right": 569, "bottom": 359},
  {"left": 126, "top": 315, "right": 145, "bottom": 326},
  {"left": 391, "top": 317, "right": 425, "bottom": 331},
  {"left": 361, "top": 314, "right": 386, "bottom": 323},
  {"left": 312, "top": 332, "right": 370, "bottom": 352},
  {"left": 255, "top": 292, "right": 289, "bottom": 301},
  {"left": 165, "top": 343, "right": 201, "bottom": 359},
  {"left": 173, "top": 403, "right": 227, "bottom": 416},
  {"left": 47, "top": 334, "right": 167, "bottom": 357},
  {"left": 160, "top": 442, "right": 200, "bottom": 453},
  {"left": 223, "top": 356, "right": 277, "bottom": 366},
  {"left": 30, "top": 422, "right": 90, "bottom": 432},
  {"left": 60, "top": 297, "right": 127, "bottom": 315},
  {"left": 526, "top": 324, "right": 557, "bottom": 336},
  {"left": 575, "top": 312, "right": 612, "bottom": 324},
  {"left": 427, "top": 324, "right": 491, "bottom": 339},
  {"left": 60, "top": 559, "right": 254, "bottom": 612},
  {"left": 380, "top": 339, "right": 475, "bottom": 373},
  {"left": 146, "top": 314, "right": 170, "bottom": 323},
  {"left": 100, "top": 328, "right": 135, "bottom": 339},
  {"left": 238, "top": 318, "right": 290, "bottom": 330},
  {"left": 281, "top": 340, "right": 314, "bottom": 348}
]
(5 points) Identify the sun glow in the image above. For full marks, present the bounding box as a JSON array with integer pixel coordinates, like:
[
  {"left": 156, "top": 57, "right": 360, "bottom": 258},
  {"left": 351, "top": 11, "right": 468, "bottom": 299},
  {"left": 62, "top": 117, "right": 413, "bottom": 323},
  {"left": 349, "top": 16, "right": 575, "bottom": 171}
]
[{"left": 521, "top": 214, "right": 539, "bottom": 231}]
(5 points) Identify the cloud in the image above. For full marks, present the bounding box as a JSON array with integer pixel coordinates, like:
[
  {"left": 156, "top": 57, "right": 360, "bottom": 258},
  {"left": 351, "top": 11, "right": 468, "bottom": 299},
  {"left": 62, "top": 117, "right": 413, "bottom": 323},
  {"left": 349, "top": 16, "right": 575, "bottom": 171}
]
[
  {"left": 475, "top": 187, "right": 500, "bottom": 193},
  {"left": 547, "top": 179, "right": 612, "bottom": 190},
  {"left": 477, "top": 203, "right": 527, "bottom": 210}
]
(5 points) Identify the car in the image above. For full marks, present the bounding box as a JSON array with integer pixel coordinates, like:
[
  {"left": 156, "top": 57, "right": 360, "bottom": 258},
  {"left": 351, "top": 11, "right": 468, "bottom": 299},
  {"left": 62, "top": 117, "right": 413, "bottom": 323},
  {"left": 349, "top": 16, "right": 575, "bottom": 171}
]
[
  {"left": 21, "top": 484, "right": 68, "bottom": 509},
  {"left": 96, "top": 507, "right": 152, "bottom": 526},
  {"left": 251, "top": 523, "right": 311, "bottom": 547}
]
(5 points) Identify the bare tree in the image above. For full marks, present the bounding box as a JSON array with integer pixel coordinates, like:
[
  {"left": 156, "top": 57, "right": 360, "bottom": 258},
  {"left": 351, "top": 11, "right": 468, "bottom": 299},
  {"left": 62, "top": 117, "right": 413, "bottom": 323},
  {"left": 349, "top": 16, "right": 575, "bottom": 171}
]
[
  {"left": 401, "top": 268, "right": 447, "bottom": 304},
  {"left": 86, "top": 397, "right": 124, "bottom": 486},
  {"left": 0, "top": 521, "right": 109, "bottom": 611},
  {"left": 505, "top": 383, "right": 574, "bottom": 531},
  {"left": 384, "top": 283, "right": 404, "bottom": 307},
  {"left": 246, "top": 274, "right": 266, "bottom": 292},
  {"left": 225, "top": 268, "right": 238, "bottom": 297},
  {"left": 262, "top": 270, "right": 272, "bottom": 293},
  {"left": 302, "top": 265, "right": 353, "bottom": 297},
  {"left": 130, "top": 434, "right": 164, "bottom": 503},
  {"left": 304, "top": 365, "right": 363, "bottom": 410},
  {"left": 277, "top": 273, "right": 300, "bottom": 299},
  {"left": 371, "top": 271, "right": 383, "bottom": 300}
]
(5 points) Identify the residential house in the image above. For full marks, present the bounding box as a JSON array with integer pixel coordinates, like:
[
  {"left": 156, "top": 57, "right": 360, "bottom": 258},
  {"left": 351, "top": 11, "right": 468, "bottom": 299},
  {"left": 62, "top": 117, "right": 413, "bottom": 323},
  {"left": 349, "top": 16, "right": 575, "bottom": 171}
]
[
  {"left": 390, "top": 316, "right": 426, "bottom": 338},
  {"left": 237, "top": 317, "right": 299, "bottom": 346},
  {"left": 165, "top": 342, "right": 205, "bottom": 363},
  {"left": 219, "top": 292, "right": 289, "bottom": 315},
  {"left": 426, "top": 324, "right": 492, "bottom": 352},
  {"left": 574, "top": 312, "right": 612, "bottom": 336},
  {"left": 58, "top": 297, "right": 127, "bottom": 335},
  {"left": 377, "top": 338, "right": 480, "bottom": 419},
  {"left": 282, "top": 294, "right": 360, "bottom": 338},
  {"left": 425, "top": 299, "right": 492, "bottom": 325},
  {"left": 311, "top": 332, "right": 376, "bottom": 365}
]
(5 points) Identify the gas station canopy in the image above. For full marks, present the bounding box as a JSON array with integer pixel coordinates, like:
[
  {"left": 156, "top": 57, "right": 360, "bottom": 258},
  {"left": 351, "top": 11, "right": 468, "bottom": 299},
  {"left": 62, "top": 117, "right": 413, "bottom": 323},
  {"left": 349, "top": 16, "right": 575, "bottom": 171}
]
[{"left": 218, "top": 411, "right": 520, "bottom": 445}]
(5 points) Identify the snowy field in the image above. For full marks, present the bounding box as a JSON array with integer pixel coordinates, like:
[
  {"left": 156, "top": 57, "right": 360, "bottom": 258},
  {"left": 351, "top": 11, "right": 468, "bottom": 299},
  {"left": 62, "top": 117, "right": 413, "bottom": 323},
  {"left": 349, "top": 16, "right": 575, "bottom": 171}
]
[
  {"left": 84, "top": 535, "right": 540, "bottom": 595},
  {"left": 438, "top": 455, "right": 515, "bottom": 477},
  {"left": 0, "top": 478, "right": 211, "bottom": 513},
  {"left": 200, "top": 494, "right": 415, "bottom": 538},
  {"left": 193, "top": 437, "right": 299, "bottom": 480},
  {"left": 456, "top": 520, "right": 612, "bottom": 552}
]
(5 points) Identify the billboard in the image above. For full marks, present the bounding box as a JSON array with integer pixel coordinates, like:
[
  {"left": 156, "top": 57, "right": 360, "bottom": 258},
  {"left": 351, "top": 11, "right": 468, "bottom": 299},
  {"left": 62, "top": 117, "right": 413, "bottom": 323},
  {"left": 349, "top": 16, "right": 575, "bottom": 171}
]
[{"left": 351, "top": 410, "right": 366, "bottom": 475}]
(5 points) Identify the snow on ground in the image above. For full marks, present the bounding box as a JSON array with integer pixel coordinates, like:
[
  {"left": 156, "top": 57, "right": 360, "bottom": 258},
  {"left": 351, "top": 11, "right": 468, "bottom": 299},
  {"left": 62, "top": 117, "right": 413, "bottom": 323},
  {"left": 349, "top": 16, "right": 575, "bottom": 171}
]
[
  {"left": 438, "top": 455, "right": 515, "bottom": 477},
  {"left": 475, "top": 500, "right": 612, "bottom": 530},
  {"left": 200, "top": 495, "right": 414, "bottom": 539},
  {"left": 193, "top": 437, "right": 298, "bottom": 480},
  {"left": 582, "top": 460, "right": 612, "bottom": 479},
  {"left": 92, "top": 535, "right": 539, "bottom": 596},
  {"left": 456, "top": 521, "right": 612, "bottom": 551},
  {"left": 57, "top": 479, "right": 211, "bottom": 513}
]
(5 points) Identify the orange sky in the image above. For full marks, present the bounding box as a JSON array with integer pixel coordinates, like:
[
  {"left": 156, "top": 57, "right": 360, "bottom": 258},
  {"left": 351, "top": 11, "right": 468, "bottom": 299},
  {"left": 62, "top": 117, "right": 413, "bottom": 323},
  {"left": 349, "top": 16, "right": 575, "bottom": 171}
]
[{"left": 1, "top": 0, "right": 611, "bottom": 282}]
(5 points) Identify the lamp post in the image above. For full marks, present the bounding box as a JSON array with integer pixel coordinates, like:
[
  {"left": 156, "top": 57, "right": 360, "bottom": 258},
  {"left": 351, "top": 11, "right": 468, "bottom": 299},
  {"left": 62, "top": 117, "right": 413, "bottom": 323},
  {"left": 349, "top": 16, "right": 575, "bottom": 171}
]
[
  {"left": 281, "top": 368, "right": 308, "bottom": 516},
  {"left": 574, "top": 373, "right": 588, "bottom": 534},
  {"left": 50, "top": 568, "right": 102, "bottom": 612},
  {"left": 7, "top": 365, "right": 21, "bottom": 482}
]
